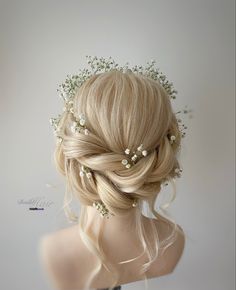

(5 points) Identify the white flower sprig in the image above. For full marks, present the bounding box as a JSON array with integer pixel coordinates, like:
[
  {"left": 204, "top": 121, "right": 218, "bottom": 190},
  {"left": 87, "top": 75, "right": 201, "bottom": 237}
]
[{"left": 50, "top": 55, "right": 192, "bottom": 142}]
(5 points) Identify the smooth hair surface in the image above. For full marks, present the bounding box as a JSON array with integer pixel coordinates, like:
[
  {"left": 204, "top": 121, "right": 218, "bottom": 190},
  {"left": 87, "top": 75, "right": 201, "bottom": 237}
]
[{"left": 54, "top": 69, "right": 182, "bottom": 290}]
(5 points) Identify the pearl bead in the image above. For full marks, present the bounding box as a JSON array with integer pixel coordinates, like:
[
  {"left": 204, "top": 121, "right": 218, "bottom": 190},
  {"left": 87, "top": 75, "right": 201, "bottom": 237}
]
[
  {"left": 125, "top": 148, "right": 130, "bottom": 154},
  {"left": 131, "top": 155, "right": 137, "bottom": 161},
  {"left": 125, "top": 164, "right": 131, "bottom": 168},
  {"left": 170, "top": 135, "right": 176, "bottom": 141},
  {"left": 137, "top": 144, "right": 143, "bottom": 151},
  {"left": 142, "top": 150, "right": 147, "bottom": 156},
  {"left": 122, "top": 159, "right": 128, "bottom": 165},
  {"left": 79, "top": 171, "right": 84, "bottom": 177},
  {"left": 79, "top": 119, "right": 85, "bottom": 126}
]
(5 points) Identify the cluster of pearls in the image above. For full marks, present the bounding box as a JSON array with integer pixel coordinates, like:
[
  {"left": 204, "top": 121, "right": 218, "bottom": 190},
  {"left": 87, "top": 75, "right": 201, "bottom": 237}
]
[
  {"left": 79, "top": 165, "right": 92, "bottom": 179},
  {"left": 70, "top": 113, "right": 90, "bottom": 136},
  {"left": 121, "top": 144, "right": 148, "bottom": 169},
  {"left": 92, "top": 201, "right": 112, "bottom": 218},
  {"left": 92, "top": 199, "right": 138, "bottom": 218}
]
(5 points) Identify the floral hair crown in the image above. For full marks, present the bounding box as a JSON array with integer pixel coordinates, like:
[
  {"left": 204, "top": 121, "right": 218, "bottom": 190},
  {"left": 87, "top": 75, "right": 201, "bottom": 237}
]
[{"left": 50, "top": 55, "right": 192, "bottom": 218}]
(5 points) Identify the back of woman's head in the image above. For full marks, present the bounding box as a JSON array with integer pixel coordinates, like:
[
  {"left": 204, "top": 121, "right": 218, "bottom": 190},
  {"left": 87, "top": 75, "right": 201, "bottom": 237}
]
[{"left": 54, "top": 69, "right": 182, "bottom": 217}]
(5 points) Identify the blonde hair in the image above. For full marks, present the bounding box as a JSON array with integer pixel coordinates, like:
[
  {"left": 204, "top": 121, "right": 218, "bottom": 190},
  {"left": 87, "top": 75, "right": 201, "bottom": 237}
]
[{"left": 54, "top": 69, "right": 182, "bottom": 290}]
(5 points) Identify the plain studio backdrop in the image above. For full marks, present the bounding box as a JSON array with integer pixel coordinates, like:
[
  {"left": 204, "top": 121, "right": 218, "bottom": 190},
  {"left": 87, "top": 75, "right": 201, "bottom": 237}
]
[{"left": 0, "top": 0, "right": 235, "bottom": 290}]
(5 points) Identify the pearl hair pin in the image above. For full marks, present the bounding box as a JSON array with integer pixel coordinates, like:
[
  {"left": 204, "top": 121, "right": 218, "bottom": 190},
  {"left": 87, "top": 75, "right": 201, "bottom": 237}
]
[
  {"left": 70, "top": 113, "right": 90, "bottom": 136},
  {"left": 121, "top": 143, "right": 148, "bottom": 169},
  {"left": 93, "top": 201, "right": 111, "bottom": 218},
  {"left": 92, "top": 199, "right": 137, "bottom": 218},
  {"left": 80, "top": 165, "right": 92, "bottom": 179}
]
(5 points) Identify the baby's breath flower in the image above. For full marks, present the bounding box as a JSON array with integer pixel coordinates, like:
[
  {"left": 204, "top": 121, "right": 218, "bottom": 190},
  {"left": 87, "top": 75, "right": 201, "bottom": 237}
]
[{"left": 50, "top": 55, "right": 192, "bottom": 142}]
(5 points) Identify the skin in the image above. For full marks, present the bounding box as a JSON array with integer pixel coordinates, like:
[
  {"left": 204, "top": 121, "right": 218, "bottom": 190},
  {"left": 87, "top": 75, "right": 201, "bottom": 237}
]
[{"left": 39, "top": 205, "right": 185, "bottom": 290}]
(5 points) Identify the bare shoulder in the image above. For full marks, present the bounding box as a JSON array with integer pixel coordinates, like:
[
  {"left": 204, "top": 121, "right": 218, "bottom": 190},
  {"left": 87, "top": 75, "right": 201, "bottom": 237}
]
[
  {"left": 162, "top": 222, "right": 185, "bottom": 272},
  {"left": 38, "top": 226, "right": 81, "bottom": 290},
  {"left": 148, "top": 218, "right": 185, "bottom": 277}
]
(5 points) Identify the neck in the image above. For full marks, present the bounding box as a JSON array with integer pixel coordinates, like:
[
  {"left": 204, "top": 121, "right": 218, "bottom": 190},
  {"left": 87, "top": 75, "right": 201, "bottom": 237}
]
[{"left": 85, "top": 205, "right": 146, "bottom": 234}]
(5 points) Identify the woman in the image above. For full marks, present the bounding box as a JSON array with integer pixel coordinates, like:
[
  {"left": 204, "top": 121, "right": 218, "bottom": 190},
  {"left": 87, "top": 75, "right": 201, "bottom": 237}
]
[{"left": 39, "top": 58, "right": 185, "bottom": 290}]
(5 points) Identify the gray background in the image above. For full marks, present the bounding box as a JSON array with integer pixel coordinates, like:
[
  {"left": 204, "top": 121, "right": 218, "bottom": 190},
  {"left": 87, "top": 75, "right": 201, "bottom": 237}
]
[{"left": 0, "top": 0, "right": 235, "bottom": 289}]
